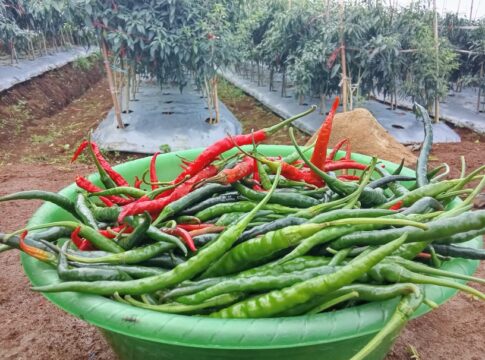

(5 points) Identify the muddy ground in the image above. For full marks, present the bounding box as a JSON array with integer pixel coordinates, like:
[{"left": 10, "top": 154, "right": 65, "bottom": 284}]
[{"left": 0, "top": 68, "right": 484, "bottom": 359}]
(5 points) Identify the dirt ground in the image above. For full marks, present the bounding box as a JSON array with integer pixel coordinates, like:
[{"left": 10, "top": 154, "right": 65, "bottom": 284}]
[{"left": 0, "top": 69, "right": 484, "bottom": 360}]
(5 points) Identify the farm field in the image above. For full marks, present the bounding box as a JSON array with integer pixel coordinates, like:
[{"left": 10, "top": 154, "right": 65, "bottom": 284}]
[{"left": 1, "top": 1, "right": 485, "bottom": 359}]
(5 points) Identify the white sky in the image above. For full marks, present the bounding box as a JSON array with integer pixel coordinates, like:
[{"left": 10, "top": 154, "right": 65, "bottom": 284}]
[{"left": 395, "top": 0, "right": 485, "bottom": 19}]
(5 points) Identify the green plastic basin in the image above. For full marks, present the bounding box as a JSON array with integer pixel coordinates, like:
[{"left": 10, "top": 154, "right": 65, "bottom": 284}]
[{"left": 22, "top": 145, "right": 482, "bottom": 360}]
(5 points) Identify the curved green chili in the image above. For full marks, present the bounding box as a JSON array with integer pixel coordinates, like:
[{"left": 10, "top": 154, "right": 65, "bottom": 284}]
[
  {"left": 232, "top": 182, "right": 319, "bottom": 208},
  {"left": 0, "top": 190, "right": 78, "bottom": 218}
]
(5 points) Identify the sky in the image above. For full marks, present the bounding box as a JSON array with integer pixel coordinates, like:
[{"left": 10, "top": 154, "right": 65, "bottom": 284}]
[{"left": 396, "top": 0, "right": 485, "bottom": 19}]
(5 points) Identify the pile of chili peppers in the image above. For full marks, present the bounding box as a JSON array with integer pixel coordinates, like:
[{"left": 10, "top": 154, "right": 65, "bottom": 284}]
[{"left": 1, "top": 101, "right": 485, "bottom": 359}]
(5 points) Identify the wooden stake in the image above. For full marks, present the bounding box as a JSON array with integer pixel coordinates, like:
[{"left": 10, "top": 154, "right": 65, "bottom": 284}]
[
  {"left": 478, "top": 62, "right": 483, "bottom": 112},
  {"left": 212, "top": 76, "right": 220, "bottom": 124},
  {"left": 100, "top": 37, "right": 124, "bottom": 129}
]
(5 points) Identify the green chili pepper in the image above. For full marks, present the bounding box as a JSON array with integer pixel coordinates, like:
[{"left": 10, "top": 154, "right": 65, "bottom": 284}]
[
  {"left": 401, "top": 196, "right": 443, "bottom": 215},
  {"left": 328, "top": 248, "right": 351, "bottom": 266},
  {"left": 371, "top": 263, "right": 485, "bottom": 300},
  {"left": 431, "top": 244, "right": 485, "bottom": 260},
  {"left": 256, "top": 158, "right": 272, "bottom": 190},
  {"left": 308, "top": 209, "right": 395, "bottom": 224},
  {"left": 153, "top": 184, "right": 230, "bottom": 225},
  {"left": 305, "top": 291, "right": 359, "bottom": 314},
  {"left": 282, "top": 283, "right": 420, "bottom": 317},
  {"left": 58, "top": 242, "right": 131, "bottom": 281},
  {"left": 141, "top": 253, "right": 186, "bottom": 268},
  {"left": 117, "top": 212, "right": 151, "bottom": 250},
  {"left": 74, "top": 193, "right": 99, "bottom": 229},
  {"left": 66, "top": 240, "right": 174, "bottom": 265},
  {"left": 350, "top": 291, "right": 424, "bottom": 360},
  {"left": 179, "top": 192, "right": 242, "bottom": 216},
  {"left": 0, "top": 244, "right": 10, "bottom": 253},
  {"left": 200, "top": 222, "right": 337, "bottom": 278},
  {"left": 8, "top": 221, "right": 124, "bottom": 253},
  {"left": 376, "top": 166, "right": 409, "bottom": 197},
  {"left": 280, "top": 216, "right": 426, "bottom": 263},
  {"left": 378, "top": 180, "right": 459, "bottom": 209},
  {"left": 232, "top": 182, "right": 319, "bottom": 208},
  {"left": 195, "top": 201, "right": 296, "bottom": 222},
  {"left": 163, "top": 256, "right": 334, "bottom": 301},
  {"left": 69, "top": 262, "right": 166, "bottom": 278},
  {"left": 120, "top": 293, "right": 242, "bottom": 314},
  {"left": 91, "top": 204, "right": 121, "bottom": 223},
  {"left": 209, "top": 233, "right": 408, "bottom": 318},
  {"left": 177, "top": 265, "right": 345, "bottom": 305},
  {"left": 236, "top": 217, "right": 306, "bottom": 244},
  {"left": 387, "top": 256, "right": 485, "bottom": 284},
  {"left": 0, "top": 190, "right": 78, "bottom": 218},
  {"left": 123, "top": 216, "right": 187, "bottom": 255},
  {"left": 89, "top": 187, "right": 147, "bottom": 198},
  {"left": 1, "top": 233, "right": 55, "bottom": 253},
  {"left": 330, "top": 210, "right": 485, "bottom": 250}
]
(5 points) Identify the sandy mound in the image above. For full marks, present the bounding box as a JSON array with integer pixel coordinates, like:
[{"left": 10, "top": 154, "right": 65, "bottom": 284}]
[{"left": 322, "top": 108, "right": 417, "bottom": 166}]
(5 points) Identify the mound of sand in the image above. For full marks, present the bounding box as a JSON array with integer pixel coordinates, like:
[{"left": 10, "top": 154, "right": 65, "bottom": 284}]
[{"left": 315, "top": 108, "right": 417, "bottom": 166}]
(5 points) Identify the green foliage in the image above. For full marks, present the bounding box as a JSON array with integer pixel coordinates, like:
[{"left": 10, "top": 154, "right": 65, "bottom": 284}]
[
  {"left": 403, "top": 31, "right": 458, "bottom": 109},
  {"left": 232, "top": 0, "right": 474, "bottom": 111}
]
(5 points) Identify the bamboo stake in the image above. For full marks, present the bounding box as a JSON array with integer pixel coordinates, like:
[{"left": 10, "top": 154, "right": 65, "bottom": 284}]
[
  {"left": 339, "top": 0, "right": 348, "bottom": 112},
  {"left": 42, "top": 33, "right": 48, "bottom": 55},
  {"left": 433, "top": 0, "right": 440, "bottom": 123},
  {"left": 124, "top": 63, "right": 130, "bottom": 113},
  {"left": 101, "top": 37, "right": 124, "bottom": 129},
  {"left": 204, "top": 77, "right": 213, "bottom": 124}
]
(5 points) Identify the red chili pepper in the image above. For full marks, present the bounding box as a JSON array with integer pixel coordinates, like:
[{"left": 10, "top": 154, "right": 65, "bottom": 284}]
[
  {"left": 416, "top": 252, "right": 432, "bottom": 259},
  {"left": 75, "top": 176, "right": 132, "bottom": 205},
  {"left": 98, "top": 225, "right": 132, "bottom": 239},
  {"left": 133, "top": 176, "right": 143, "bottom": 189},
  {"left": 162, "top": 227, "right": 196, "bottom": 252},
  {"left": 389, "top": 200, "right": 404, "bottom": 211},
  {"left": 327, "top": 138, "right": 350, "bottom": 162},
  {"left": 253, "top": 183, "right": 264, "bottom": 191},
  {"left": 71, "top": 140, "right": 129, "bottom": 187},
  {"left": 98, "top": 230, "right": 117, "bottom": 239},
  {"left": 337, "top": 175, "right": 361, "bottom": 181},
  {"left": 19, "top": 231, "right": 55, "bottom": 262},
  {"left": 310, "top": 97, "right": 340, "bottom": 171},
  {"left": 323, "top": 161, "right": 367, "bottom": 172},
  {"left": 282, "top": 164, "right": 324, "bottom": 187},
  {"left": 203, "top": 156, "right": 254, "bottom": 185},
  {"left": 176, "top": 224, "right": 213, "bottom": 231},
  {"left": 251, "top": 158, "right": 264, "bottom": 191},
  {"left": 71, "top": 226, "right": 94, "bottom": 251},
  {"left": 188, "top": 226, "right": 225, "bottom": 237},
  {"left": 118, "top": 165, "right": 219, "bottom": 221},
  {"left": 71, "top": 140, "right": 88, "bottom": 162},
  {"left": 149, "top": 152, "right": 161, "bottom": 190},
  {"left": 99, "top": 196, "right": 114, "bottom": 207},
  {"left": 172, "top": 111, "right": 313, "bottom": 184}
]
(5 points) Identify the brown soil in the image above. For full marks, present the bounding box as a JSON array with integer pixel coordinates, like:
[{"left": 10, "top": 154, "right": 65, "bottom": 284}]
[
  {"left": 330, "top": 108, "right": 417, "bottom": 166},
  {"left": 0, "top": 60, "right": 104, "bottom": 149},
  {"left": 0, "top": 70, "right": 484, "bottom": 360}
]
